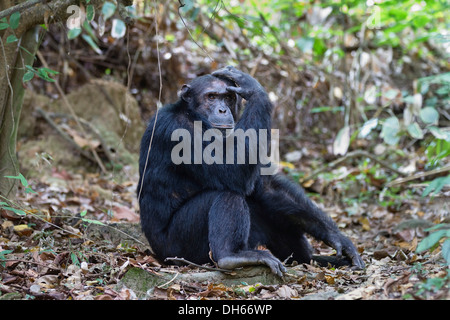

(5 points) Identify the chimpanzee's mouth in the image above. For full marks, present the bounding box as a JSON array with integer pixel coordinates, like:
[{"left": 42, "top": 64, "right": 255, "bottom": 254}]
[
  {"left": 211, "top": 123, "right": 234, "bottom": 129},
  {"left": 211, "top": 124, "right": 234, "bottom": 137}
]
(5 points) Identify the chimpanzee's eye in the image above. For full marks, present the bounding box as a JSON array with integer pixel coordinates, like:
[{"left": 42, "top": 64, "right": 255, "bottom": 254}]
[{"left": 208, "top": 94, "right": 217, "bottom": 100}]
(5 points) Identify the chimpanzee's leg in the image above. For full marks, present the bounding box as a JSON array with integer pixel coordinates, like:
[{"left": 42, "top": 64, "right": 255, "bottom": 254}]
[
  {"left": 157, "top": 190, "right": 285, "bottom": 276},
  {"left": 153, "top": 191, "right": 216, "bottom": 265},
  {"left": 247, "top": 205, "right": 313, "bottom": 264},
  {"left": 208, "top": 192, "right": 286, "bottom": 276},
  {"left": 248, "top": 174, "right": 364, "bottom": 269}
]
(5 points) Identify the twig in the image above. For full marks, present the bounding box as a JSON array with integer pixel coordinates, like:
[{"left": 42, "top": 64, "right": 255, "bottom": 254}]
[
  {"left": 282, "top": 253, "right": 294, "bottom": 265},
  {"left": 386, "top": 165, "right": 450, "bottom": 187},
  {"left": 157, "top": 272, "right": 179, "bottom": 288},
  {"left": 302, "top": 150, "right": 407, "bottom": 182},
  {"left": 137, "top": 0, "right": 163, "bottom": 202},
  {"left": 0, "top": 194, "right": 87, "bottom": 240},
  {"left": 84, "top": 222, "right": 148, "bottom": 246},
  {"left": 177, "top": 0, "right": 214, "bottom": 62},
  {"left": 257, "top": 12, "right": 291, "bottom": 56},
  {"left": 165, "top": 257, "right": 232, "bottom": 273},
  {"left": 5, "top": 258, "right": 53, "bottom": 268},
  {"left": 0, "top": 0, "right": 42, "bottom": 20}
]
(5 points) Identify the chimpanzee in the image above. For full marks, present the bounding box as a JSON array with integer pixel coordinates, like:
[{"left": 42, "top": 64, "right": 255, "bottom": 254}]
[{"left": 138, "top": 66, "right": 364, "bottom": 276}]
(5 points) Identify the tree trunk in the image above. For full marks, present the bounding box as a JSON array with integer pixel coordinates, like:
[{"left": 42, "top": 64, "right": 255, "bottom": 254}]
[
  {"left": 0, "top": 0, "right": 105, "bottom": 199},
  {"left": 0, "top": 26, "right": 40, "bottom": 198}
]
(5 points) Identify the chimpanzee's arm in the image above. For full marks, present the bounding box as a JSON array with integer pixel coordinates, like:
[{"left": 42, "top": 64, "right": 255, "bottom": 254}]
[
  {"left": 254, "top": 175, "right": 365, "bottom": 269},
  {"left": 212, "top": 66, "right": 273, "bottom": 132}
]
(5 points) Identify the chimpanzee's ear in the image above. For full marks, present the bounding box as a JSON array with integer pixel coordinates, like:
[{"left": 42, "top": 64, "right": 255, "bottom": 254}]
[{"left": 179, "top": 84, "right": 192, "bottom": 102}]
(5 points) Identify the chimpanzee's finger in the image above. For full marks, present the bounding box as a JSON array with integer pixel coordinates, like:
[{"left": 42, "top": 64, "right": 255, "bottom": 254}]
[
  {"left": 348, "top": 250, "right": 365, "bottom": 269},
  {"left": 264, "top": 256, "right": 286, "bottom": 277},
  {"left": 212, "top": 66, "right": 235, "bottom": 77},
  {"left": 226, "top": 86, "right": 242, "bottom": 94},
  {"left": 212, "top": 66, "right": 246, "bottom": 83},
  {"left": 334, "top": 242, "right": 343, "bottom": 259}
]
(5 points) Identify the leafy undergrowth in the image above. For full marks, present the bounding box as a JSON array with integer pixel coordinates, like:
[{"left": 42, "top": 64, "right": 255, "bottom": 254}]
[{"left": 0, "top": 169, "right": 449, "bottom": 300}]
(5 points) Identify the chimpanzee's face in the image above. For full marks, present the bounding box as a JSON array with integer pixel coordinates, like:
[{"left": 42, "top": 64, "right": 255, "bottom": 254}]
[
  {"left": 196, "top": 80, "right": 236, "bottom": 130},
  {"left": 179, "top": 76, "right": 240, "bottom": 132}
]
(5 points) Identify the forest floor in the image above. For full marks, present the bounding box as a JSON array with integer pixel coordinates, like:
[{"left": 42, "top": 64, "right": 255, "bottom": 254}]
[
  {"left": 1, "top": 11, "right": 449, "bottom": 301},
  {"left": 1, "top": 146, "right": 449, "bottom": 301}
]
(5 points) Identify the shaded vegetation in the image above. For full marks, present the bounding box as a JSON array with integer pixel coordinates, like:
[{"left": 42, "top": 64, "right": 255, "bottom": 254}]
[{"left": 0, "top": 0, "right": 449, "bottom": 300}]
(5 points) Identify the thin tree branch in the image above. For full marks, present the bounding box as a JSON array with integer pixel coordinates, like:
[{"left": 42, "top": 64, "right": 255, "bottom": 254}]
[
  {"left": 165, "top": 257, "right": 232, "bottom": 273},
  {"left": 302, "top": 150, "right": 407, "bottom": 183},
  {"left": 0, "top": 0, "right": 42, "bottom": 20},
  {"left": 386, "top": 165, "right": 450, "bottom": 187},
  {"left": 177, "top": 0, "right": 213, "bottom": 62}
]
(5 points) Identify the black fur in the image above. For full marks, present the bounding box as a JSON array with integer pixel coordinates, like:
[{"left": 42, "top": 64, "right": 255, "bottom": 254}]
[{"left": 138, "top": 68, "right": 364, "bottom": 274}]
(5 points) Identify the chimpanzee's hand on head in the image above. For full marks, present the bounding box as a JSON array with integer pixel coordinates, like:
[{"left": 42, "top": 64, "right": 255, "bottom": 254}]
[
  {"left": 325, "top": 233, "right": 365, "bottom": 269},
  {"left": 212, "top": 66, "right": 265, "bottom": 100}
]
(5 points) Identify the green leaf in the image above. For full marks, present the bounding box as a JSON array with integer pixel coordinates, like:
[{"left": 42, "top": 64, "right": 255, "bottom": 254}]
[
  {"left": 313, "top": 38, "right": 326, "bottom": 57},
  {"left": 0, "top": 250, "right": 13, "bottom": 256},
  {"left": 22, "top": 71, "right": 34, "bottom": 82},
  {"left": 81, "top": 218, "right": 106, "bottom": 226},
  {"left": 111, "top": 19, "right": 126, "bottom": 39},
  {"left": 0, "top": 250, "right": 13, "bottom": 267},
  {"left": 417, "top": 229, "right": 448, "bottom": 253},
  {"left": 6, "top": 34, "right": 18, "bottom": 43},
  {"left": 310, "top": 106, "right": 344, "bottom": 113},
  {"left": 9, "top": 12, "right": 20, "bottom": 30},
  {"left": 2, "top": 206, "right": 27, "bottom": 216},
  {"left": 179, "top": 0, "right": 194, "bottom": 13},
  {"left": 37, "top": 68, "right": 56, "bottom": 82},
  {"left": 383, "top": 89, "right": 399, "bottom": 100},
  {"left": 67, "top": 28, "right": 82, "bottom": 39},
  {"left": 0, "top": 22, "right": 9, "bottom": 30},
  {"left": 429, "top": 126, "right": 450, "bottom": 141},
  {"left": 41, "top": 67, "right": 59, "bottom": 75},
  {"left": 102, "top": 1, "right": 116, "bottom": 20},
  {"left": 25, "top": 64, "right": 36, "bottom": 72},
  {"left": 381, "top": 116, "right": 400, "bottom": 145},
  {"left": 413, "top": 15, "right": 430, "bottom": 28},
  {"left": 25, "top": 187, "right": 37, "bottom": 194},
  {"left": 422, "top": 175, "right": 450, "bottom": 197},
  {"left": 81, "top": 34, "right": 102, "bottom": 54},
  {"left": 333, "top": 125, "right": 350, "bottom": 156},
  {"left": 407, "top": 122, "right": 424, "bottom": 139},
  {"left": 425, "top": 223, "right": 450, "bottom": 232},
  {"left": 359, "top": 118, "right": 378, "bottom": 138},
  {"left": 420, "top": 107, "right": 439, "bottom": 124},
  {"left": 71, "top": 252, "right": 80, "bottom": 266},
  {"left": 442, "top": 239, "right": 450, "bottom": 265},
  {"left": 4, "top": 173, "right": 28, "bottom": 187},
  {"left": 435, "top": 86, "right": 449, "bottom": 96},
  {"left": 388, "top": 8, "right": 407, "bottom": 20},
  {"left": 296, "top": 37, "right": 314, "bottom": 54},
  {"left": 86, "top": 5, "right": 95, "bottom": 22}
]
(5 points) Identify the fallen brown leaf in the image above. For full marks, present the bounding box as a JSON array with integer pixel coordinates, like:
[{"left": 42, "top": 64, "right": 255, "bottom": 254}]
[{"left": 13, "top": 224, "right": 33, "bottom": 236}]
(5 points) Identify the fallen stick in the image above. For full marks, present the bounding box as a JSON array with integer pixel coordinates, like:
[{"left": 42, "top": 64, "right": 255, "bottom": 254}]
[
  {"left": 385, "top": 165, "right": 450, "bottom": 187},
  {"left": 302, "top": 150, "right": 407, "bottom": 182}
]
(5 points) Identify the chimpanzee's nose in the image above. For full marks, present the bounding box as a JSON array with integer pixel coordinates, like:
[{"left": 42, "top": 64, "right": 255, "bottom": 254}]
[{"left": 219, "top": 107, "right": 227, "bottom": 114}]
